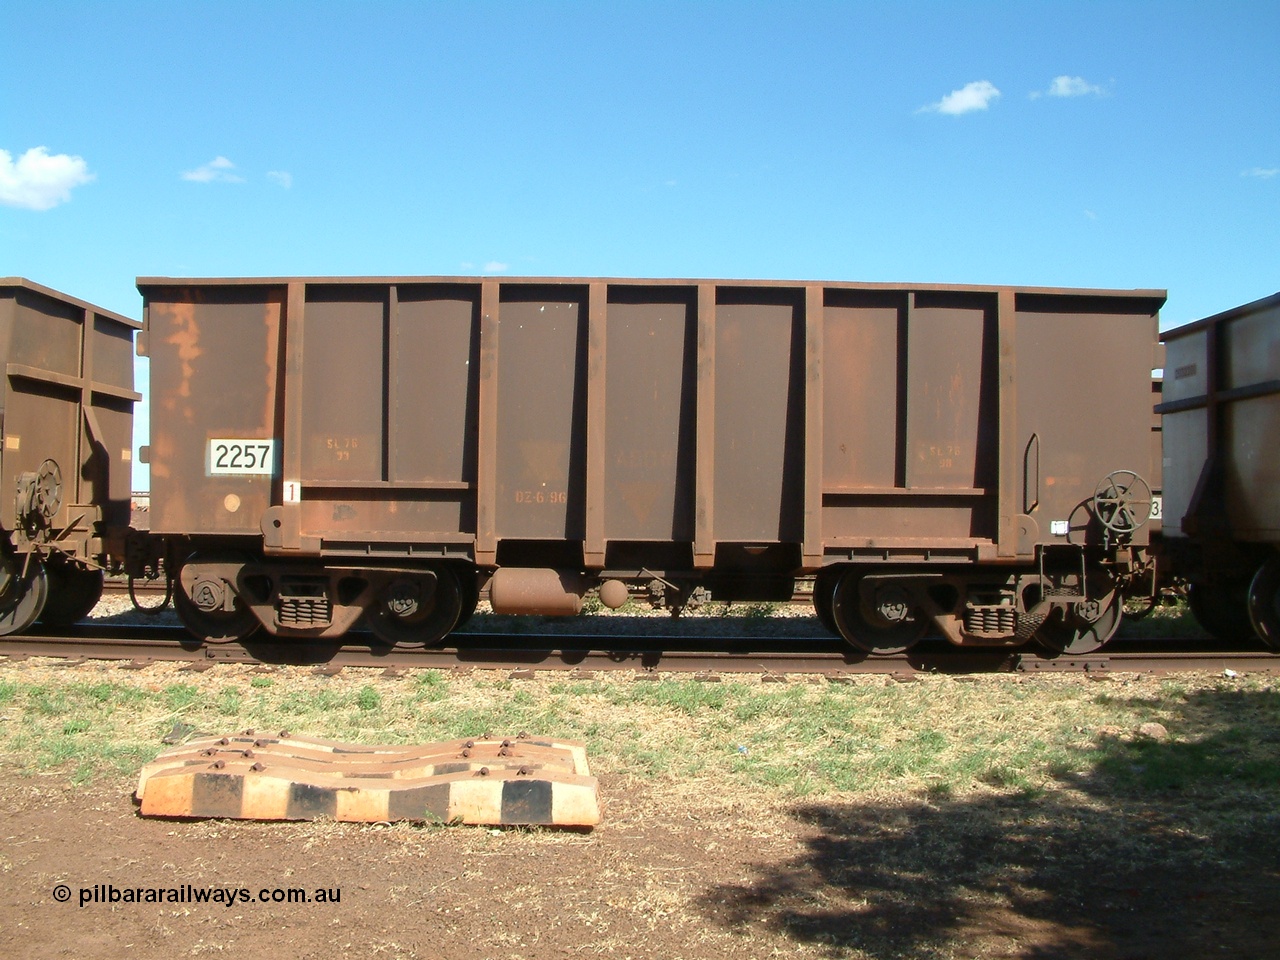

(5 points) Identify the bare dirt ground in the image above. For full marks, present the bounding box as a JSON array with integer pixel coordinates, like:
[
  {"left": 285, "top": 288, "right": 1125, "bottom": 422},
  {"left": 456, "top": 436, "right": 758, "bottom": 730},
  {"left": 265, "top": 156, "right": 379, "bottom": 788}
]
[{"left": 3, "top": 761, "right": 1278, "bottom": 960}]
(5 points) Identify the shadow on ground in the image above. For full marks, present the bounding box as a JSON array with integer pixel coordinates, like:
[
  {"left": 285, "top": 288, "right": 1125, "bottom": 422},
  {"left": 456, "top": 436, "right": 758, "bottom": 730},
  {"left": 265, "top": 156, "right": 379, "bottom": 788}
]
[{"left": 697, "top": 686, "right": 1280, "bottom": 959}]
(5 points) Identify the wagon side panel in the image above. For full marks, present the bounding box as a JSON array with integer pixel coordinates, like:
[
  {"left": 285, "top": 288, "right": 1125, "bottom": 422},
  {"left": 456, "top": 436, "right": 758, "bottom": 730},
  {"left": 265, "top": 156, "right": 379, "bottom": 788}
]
[
  {"left": 711, "top": 288, "right": 806, "bottom": 545},
  {"left": 492, "top": 286, "right": 588, "bottom": 545},
  {"left": 145, "top": 285, "right": 284, "bottom": 536},
  {"left": 820, "top": 289, "right": 998, "bottom": 555},
  {"left": 601, "top": 288, "right": 696, "bottom": 545}
]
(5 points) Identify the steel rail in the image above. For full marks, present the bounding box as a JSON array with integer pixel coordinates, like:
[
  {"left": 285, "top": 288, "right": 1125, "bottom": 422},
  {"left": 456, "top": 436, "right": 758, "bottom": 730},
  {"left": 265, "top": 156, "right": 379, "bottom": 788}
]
[{"left": 1, "top": 627, "right": 1276, "bottom": 676}]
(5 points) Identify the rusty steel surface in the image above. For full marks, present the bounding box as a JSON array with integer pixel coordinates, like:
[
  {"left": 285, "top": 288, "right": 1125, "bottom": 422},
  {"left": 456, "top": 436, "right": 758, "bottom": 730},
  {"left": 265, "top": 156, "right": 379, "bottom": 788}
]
[
  {"left": 136, "top": 275, "right": 1169, "bottom": 652},
  {"left": 0, "top": 279, "right": 140, "bottom": 544},
  {"left": 138, "top": 276, "right": 1164, "bottom": 560},
  {"left": 137, "top": 731, "right": 599, "bottom": 826}
]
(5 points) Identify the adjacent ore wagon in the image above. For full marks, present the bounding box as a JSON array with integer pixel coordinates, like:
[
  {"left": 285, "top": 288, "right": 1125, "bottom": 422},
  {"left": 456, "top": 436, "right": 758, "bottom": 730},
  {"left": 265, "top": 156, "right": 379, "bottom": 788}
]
[
  {"left": 0, "top": 279, "right": 140, "bottom": 633},
  {"left": 1159, "top": 291, "right": 1280, "bottom": 648},
  {"left": 137, "top": 277, "right": 1165, "bottom": 654}
]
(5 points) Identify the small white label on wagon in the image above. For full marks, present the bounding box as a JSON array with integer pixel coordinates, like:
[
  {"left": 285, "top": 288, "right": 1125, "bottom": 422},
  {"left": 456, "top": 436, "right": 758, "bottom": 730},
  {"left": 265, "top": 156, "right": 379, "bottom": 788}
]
[
  {"left": 1050, "top": 520, "right": 1070, "bottom": 537},
  {"left": 208, "top": 439, "right": 277, "bottom": 476}
]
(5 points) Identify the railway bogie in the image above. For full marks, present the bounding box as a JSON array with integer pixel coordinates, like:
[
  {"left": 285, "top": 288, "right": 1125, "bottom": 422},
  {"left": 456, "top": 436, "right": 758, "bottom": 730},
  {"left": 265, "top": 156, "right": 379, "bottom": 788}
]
[{"left": 171, "top": 550, "right": 479, "bottom": 647}]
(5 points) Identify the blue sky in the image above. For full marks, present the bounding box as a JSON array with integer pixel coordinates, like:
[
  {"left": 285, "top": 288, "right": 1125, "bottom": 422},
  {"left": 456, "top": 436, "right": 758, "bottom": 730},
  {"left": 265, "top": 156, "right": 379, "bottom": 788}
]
[{"left": 3, "top": 1, "right": 1277, "bottom": 488}]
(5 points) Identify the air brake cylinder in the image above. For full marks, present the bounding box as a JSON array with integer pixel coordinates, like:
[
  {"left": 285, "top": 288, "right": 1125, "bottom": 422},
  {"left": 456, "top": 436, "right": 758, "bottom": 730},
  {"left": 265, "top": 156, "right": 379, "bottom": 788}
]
[{"left": 488, "top": 568, "right": 584, "bottom": 616}]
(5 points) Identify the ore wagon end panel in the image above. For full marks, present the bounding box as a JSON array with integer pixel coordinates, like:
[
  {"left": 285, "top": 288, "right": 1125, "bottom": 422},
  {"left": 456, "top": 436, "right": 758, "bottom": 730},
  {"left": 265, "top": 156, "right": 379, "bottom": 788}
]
[{"left": 0, "top": 278, "right": 141, "bottom": 633}]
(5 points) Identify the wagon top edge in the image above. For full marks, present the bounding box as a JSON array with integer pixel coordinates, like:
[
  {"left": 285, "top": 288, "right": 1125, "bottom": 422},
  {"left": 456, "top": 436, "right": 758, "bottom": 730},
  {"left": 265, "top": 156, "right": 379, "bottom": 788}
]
[
  {"left": 135, "top": 274, "right": 1167, "bottom": 306},
  {"left": 1, "top": 276, "right": 142, "bottom": 330},
  {"left": 1160, "top": 290, "right": 1280, "bottom": 342},
  {"left": 2, "top": 276, "right": 141, "bottom": 328}
]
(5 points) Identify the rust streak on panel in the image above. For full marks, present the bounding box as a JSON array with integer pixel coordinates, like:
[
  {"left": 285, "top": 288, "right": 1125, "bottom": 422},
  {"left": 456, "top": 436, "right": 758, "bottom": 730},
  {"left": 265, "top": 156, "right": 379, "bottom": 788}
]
[
  {"left": 584, "top": 282, "right": 607, "bottom": 567},
  {"left": 262, "top": 298, "right": 281, "bottom": 465},
  {"left": 165, "top": 300, "right": 201, "bottom": 416},
  {"left": 694, "top": 284, "right": 716, "bottom": 567},
  {"left": 475, "top": 281, "right": 499, "bottom": 565},
  {"left": 803, "top": 285, "right": 824, "bottom": 565}
]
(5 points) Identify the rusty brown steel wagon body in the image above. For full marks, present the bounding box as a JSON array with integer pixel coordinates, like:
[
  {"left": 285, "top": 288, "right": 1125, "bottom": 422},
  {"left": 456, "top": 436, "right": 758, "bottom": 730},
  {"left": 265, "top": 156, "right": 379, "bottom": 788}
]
[
  {"left": 1159, "top": 291, "right": 1280, "bottom": 647},
  {"left": 0, "top": 279, "right": 140, "bottom": 632},
  {"left": 138, "top": 276, "right": 1165, "bottom": 654}
]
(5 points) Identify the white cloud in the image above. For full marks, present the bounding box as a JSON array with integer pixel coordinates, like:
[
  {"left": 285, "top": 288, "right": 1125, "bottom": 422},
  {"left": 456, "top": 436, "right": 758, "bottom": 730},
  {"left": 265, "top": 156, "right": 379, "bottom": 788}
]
[
  {"left": 1039, "top": 75, "right": 1105, "bottom": 98},
  {"left": 182, "top": 156, "right": 245, "bottom": 183},
  {"left": 266, "top": 170, "right": 293, "bottom": 189},
  {"left": 918, "top": 80, "right": 1001, "bottom": 116},
  {"left": 0, "top": 146, "right": 95, "bottom": 211},
  {"left": 483, "top": 261, "right": 510, "bottom": 274},
  {"left": 1242, "top": 167, "right": 1278, "bottom": 179}
]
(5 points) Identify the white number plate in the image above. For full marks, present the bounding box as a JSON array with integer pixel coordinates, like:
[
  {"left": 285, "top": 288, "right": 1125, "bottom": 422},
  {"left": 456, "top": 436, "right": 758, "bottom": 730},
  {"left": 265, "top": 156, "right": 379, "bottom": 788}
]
[{"left": 209, "top": 439, "right": 277, "bottom": 476}]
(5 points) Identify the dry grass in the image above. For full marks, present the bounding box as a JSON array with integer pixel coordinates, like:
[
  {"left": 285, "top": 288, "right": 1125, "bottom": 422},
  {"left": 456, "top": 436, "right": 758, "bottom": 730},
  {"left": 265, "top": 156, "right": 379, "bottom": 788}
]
[{"left": 0, "top": 659, "right": 1276, "bottom": 810}]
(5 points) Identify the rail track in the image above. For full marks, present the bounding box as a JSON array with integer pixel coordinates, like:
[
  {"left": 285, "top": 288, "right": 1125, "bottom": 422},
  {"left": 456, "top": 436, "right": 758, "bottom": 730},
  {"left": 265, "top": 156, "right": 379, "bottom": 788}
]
[{"left": 2, "top": 624, "right": 1276, "bottom": 677}]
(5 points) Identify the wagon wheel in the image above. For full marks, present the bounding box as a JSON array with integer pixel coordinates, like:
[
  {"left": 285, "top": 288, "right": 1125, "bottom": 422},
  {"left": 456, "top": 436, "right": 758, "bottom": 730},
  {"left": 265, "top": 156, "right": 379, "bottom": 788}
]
[
  {"left": 174, "top": 555, "right": 261, "bottom": 644},
  {"left": 1092, "top": 470, "right": 1153, "bottom": 537},
  {"left": 812, "top": 568, "right": 841, "bottom": 636},
  {"left": 40, "top": 556, "right": 105, "bottom": 626},
  {"left": 831, "top": 570, "right": 927, "bottom": 655},
  {"left": 1034, "top": 586, "right": 1122, "bottom": 654},
  {"left": 0, "top": 556, "right": 49, "bottom": 636},
  {"left": 1247, "top": 558, "right": 1280, "bottom": 652},
  {"left": 1187, "top": 579, "right": 1253, "bottom": 641},
  {"left": 366, "top": 567, "right": 462, "bottom": 648},
  {"left": 174, "top": 588, "right": 261, "bottom": 644}
]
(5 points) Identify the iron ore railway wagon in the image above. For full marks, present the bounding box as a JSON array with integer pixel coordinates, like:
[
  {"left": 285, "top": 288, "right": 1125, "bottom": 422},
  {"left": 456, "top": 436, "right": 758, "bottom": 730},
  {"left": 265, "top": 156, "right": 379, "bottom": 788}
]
[
  {"left": 1159, "top": 291, "right": 1280, "bottom": 648},
  {"left": 137, "top": 276, "right": 1165, "bottom": 655},
  {"left": 0, "top": 279, "right": 140, "bottom": 633}
]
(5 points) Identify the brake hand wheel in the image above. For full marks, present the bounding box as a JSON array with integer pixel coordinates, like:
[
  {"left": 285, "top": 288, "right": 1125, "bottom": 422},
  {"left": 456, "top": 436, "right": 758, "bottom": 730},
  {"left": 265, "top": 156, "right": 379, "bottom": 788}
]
[{"left": 1093, "top": 470, "right": 1153, "bottom": 536}]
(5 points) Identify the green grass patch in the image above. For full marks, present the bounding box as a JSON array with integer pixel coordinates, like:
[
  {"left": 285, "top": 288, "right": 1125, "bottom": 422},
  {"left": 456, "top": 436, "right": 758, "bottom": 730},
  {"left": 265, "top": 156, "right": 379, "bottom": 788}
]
[{"left": 0, "top": 664, "right": 1277, "bottom": 828}]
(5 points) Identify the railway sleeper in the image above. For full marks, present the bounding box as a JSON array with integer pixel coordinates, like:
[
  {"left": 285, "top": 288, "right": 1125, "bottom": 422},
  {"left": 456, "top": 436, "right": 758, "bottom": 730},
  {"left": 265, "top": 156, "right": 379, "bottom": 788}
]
[{"left": 137, "top": 731, "right": 599, "bottom": 826}]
